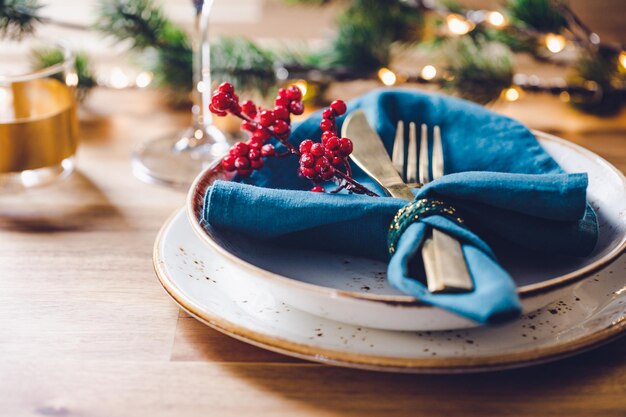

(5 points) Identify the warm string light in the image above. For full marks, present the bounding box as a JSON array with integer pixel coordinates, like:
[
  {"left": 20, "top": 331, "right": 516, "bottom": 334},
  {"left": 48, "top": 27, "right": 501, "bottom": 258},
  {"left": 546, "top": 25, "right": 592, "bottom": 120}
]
[
  {"left": 545, "top": 33, "right": 566, "bottom": 54},
  {"left": 65, "top": 73, "right": 79, "bottom": 87},
  {"left": 109, "top": 67, "right": 130, "bottom": 89},
  {"left": 103, "top": 68, "right": 153, "bottom": 89},
  {"left": 377, "top": 67, "right": 397, "bottom": 86},
  {"left": 486, "top": 11, "right": 506, "bottom": 27},
  {"left": 446, "top": 13, "right": 475, "bottom": 35},
  {"left": 135, "top": 71, "right": 153, "bottom": 88},
  {"left": 374, "top": 66, "right": 533, "bottom": 105},
  {"left": 619, "top": 51, "right": 626, "bottom": 70},
  {"left": 584, "top": 79, "right": 597, "bottom": 89},
  {"left": 420, "top": 65, "right": 437, "bottom": 81},
  {"left": 290, "top": 80, "right": 308, "bottom": 97},
  {"left": 502, "top": 87, "right": 522, "bottom": 102}
]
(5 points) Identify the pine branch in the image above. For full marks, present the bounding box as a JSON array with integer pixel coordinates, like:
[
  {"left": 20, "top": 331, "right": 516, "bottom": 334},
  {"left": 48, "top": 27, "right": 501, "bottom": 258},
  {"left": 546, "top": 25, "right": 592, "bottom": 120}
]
[
  {"left": 479, "top": 27, "right": 537, "bottom": 54},
  {"left": 95, "top": 0, "right": 280, "bottom": 102},
  {"left": 569, "top": 47, "right": 626, "bottom": 115},
  {"left": 94, "top": 0, "right": 170, "bottom": 50},
  {"left": 506, "top": 0, "right": 568, "bottom": 34},
  {"left": 210, "top": 36, "right": 276, "bottom": 96},
  {"left": 327, "top": 0, "right": 424, "bottom": 71},
  {"left": 440, "top": 37, "right": 513, "bottom": 104},
  {"left": 438, "top": 0, "right": 464, "bottom": 15},
  {"left": 94, "top": 0, "right": 195, "bottom": 104},
  {"left": 0, "top": 0, "right": 42, "bottom": 39},
  {"left": 31, "top": 47, "right": 96, "bottom": 101},
  {"left": 150, "top": 24, "right": 192, "bottom": 105}
]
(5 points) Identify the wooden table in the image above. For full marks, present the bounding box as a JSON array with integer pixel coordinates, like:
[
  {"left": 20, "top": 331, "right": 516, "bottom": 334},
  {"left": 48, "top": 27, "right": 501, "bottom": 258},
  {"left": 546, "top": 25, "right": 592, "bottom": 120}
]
[{"left": 0, "top": 85, "right": 625, "bottom": 417}]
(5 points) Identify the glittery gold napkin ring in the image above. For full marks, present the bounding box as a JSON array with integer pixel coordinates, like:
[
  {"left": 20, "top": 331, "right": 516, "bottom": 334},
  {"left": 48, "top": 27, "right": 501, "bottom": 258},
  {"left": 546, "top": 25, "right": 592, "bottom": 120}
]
[{"left": 387, "top": 198, "right": 464, "bottom": 255}]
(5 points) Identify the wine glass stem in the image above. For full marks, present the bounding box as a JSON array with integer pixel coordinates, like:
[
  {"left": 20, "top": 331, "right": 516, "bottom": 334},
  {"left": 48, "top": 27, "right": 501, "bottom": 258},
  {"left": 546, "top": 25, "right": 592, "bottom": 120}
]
[{"left": 192, "top": 0, "right": 214, "bottom": 133}]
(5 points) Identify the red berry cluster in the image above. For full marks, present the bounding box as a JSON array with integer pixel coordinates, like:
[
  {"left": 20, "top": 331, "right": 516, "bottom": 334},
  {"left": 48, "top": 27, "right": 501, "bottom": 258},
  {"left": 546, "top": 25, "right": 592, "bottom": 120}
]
[
  {"left": 208, "top": 82, "right": 239, "bottom": 115},
  {"left": 297, "top": 100, "right": 353, "bottom": 192},
  {"left": 209, "top": 83, "right": 376, "bottom": 196},
  {"left": 212, "top": 83, "right": 304, "bottom": 177},
  {"left": 220, "top": 141, "right": 275, "bottom": 177}
]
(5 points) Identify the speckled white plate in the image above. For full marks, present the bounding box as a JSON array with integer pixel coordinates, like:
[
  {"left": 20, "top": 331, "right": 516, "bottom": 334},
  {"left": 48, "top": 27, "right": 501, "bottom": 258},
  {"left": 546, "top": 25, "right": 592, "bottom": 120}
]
[
  {"left": 187, "top": 132, "right": 626, "bottom": 331},
  {"left": 154, "top": 208, "right": 626, "bottom": 373}
]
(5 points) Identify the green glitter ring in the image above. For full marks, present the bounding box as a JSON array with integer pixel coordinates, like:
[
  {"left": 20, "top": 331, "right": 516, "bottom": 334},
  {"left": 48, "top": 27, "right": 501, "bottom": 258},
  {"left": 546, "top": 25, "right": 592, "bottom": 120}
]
[{"left": 387, "top": 198, "right": 464, "bottom": 255}]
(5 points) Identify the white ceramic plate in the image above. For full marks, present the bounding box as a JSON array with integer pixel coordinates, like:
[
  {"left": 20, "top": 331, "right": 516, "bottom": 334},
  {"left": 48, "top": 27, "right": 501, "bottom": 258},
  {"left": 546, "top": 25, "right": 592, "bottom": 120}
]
[
  {"left": 187, "top": 132, "right": 626, "bottom": 330},
  {"left": 155, "top": 208, "right": 626, "bottom": 373}
]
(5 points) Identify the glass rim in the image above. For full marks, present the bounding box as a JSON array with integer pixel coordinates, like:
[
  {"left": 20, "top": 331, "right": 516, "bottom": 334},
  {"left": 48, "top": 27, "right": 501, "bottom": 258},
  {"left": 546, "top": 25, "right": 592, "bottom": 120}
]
[{"left": 0, "top": 39, "right": 75, "bottom": 83}]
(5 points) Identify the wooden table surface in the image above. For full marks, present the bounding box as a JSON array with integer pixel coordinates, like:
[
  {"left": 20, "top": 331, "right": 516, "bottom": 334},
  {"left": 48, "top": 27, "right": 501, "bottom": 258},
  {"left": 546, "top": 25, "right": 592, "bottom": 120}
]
[{"left": 1, "top": 83, "right": 625, "bottom": 416}]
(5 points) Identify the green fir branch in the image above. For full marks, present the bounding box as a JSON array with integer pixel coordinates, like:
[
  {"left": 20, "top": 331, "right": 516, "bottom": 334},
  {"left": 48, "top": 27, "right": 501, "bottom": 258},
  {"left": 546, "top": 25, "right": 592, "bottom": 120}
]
[
  {"left": 149, "top": 24, "right": 192, "bottom": 105},
  {"left": 276, "top": 43, "right": 328, "bottom": 69},
  {"left": 94, "top": 0, "right": 170, "bottom": 50},
  {"left": 0, "top": 0, "right": 42, "bottom": 39},
  {"left": 30, "top": 47, "right": 96, "bottom": 101},
  {"left": 210, "top": 36, "right": 276, "bottom": 96},
  {"left": 439, "top": 0, "right": 464, "bottom": 15},
  {"left": 506, "top": 0, "right": 568, "bottom": 33},
  {"left": 569, "top": 48, "right": 625, "bottom": 115},
  {"left": 440, "top": 37, "right": 514, "bottom": 104},
  {"left": 95, "top": 0, "right": 279, "bottom": 103},
  {"left": 327, "top": 0, "right": 423, "bottom": 71},
  {"left": 94, "top": 0, "right": 194, "bottom": 103}
]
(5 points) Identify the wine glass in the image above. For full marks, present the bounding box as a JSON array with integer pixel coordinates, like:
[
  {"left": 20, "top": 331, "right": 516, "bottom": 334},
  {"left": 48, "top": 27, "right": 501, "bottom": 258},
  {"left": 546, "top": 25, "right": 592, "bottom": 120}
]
[{"left": 131, "top": 0, "right": 229, "bottom": 189}]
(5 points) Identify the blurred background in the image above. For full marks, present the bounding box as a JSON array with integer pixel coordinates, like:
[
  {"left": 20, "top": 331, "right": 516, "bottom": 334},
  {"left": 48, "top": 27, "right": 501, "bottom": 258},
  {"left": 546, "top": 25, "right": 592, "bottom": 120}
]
[
  {"left": 22, "top": 0, "right": 625, "bottom": 124},
  {"left": 3, "top": 0, "right": 625, "bottom": 179},
  {"left": 31, "top": 1, "right": 626, "bottom": 44}
]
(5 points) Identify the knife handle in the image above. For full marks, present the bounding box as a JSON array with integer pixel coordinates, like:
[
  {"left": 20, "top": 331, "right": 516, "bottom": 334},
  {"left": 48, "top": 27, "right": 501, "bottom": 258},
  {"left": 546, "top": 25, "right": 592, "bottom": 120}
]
[
  {"left": 388, "top": 186, "right": 473, "bottom": 293},
  {"left": 422, "top": 229, "right": 474, "bottom": 293}
]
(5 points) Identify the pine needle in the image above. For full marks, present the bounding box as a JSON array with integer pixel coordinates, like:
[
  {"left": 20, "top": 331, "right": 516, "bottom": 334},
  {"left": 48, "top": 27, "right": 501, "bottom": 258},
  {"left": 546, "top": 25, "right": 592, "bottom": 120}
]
[{"left": 0, "top": 0, "right": 42, "bottom": 39}]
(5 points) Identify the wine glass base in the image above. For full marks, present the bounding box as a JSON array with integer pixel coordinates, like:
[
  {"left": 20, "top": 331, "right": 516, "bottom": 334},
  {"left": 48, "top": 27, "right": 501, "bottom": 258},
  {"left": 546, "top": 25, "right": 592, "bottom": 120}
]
[
  {"left": 132, "top": 126, "right": 229, "bottom": 189},
  {"left": 0, "top": 156, "right": 75, "bottom": 192}
]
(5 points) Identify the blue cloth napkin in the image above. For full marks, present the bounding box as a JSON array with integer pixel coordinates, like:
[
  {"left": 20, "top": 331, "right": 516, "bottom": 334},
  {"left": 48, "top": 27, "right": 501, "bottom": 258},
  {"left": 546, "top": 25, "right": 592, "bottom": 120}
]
[{"left": 203, "top": 89, "right": 598, "bottom": 324}]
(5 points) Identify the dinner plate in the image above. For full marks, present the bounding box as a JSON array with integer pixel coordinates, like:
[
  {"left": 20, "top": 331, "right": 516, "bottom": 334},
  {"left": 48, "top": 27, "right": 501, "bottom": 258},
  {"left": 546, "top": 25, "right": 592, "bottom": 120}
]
[
  {"left": 155, "top": 208, "right": 626, "bottom": 373},
  {"left": 187, "top": 132, "right": 626, "bottom": 330}
]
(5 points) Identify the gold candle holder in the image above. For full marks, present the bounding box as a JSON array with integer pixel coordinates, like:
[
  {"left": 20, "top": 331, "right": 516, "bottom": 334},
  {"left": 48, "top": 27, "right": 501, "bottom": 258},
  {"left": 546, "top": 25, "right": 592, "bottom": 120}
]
[{"left": 0, "top": 39, "right": 79, "bottom": 190}]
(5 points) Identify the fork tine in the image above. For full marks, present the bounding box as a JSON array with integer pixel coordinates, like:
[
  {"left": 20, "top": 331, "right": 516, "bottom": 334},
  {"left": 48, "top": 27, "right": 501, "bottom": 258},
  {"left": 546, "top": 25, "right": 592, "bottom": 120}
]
[
  {"left": 418, "top": 123, "right": 429, "bottom": 184},
  {"left": 392, "top": 120, "right": 405, "bottom": 177},
  {"left": 406, "top": 122, "right": 418, "bottom": 183},
  {"left": 431, "top": 125, "right": 444, "bottom": 179}
]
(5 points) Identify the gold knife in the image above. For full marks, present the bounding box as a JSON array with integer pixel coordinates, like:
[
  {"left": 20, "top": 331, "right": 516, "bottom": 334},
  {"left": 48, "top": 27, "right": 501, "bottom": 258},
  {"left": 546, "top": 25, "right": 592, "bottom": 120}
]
[{"left": 342, "top": 110, "right": 473, "bottom": 293}]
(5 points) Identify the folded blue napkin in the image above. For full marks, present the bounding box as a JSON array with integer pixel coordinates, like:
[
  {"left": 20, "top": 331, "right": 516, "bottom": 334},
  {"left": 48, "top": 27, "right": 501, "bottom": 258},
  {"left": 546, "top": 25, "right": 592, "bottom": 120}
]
[{"left": 203, "top": 89, "right": 598, "bottom": 324}]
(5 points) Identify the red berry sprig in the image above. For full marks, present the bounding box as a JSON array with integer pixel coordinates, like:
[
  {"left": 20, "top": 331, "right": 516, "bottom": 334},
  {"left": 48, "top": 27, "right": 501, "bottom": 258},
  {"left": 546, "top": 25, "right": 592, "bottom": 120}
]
[
  {"left": 210, "top": 83, "right": 377, "bottom": 196},
  {"left": 212, "top": 83, "right": 302, "bottom": 177},
  {"left": 297, "top": 100, "right": 356, "bottom": 192}
]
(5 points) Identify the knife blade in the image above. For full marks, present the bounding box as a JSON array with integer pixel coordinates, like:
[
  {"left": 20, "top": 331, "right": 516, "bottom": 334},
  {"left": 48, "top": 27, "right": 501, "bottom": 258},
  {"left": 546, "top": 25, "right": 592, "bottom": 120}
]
[{"left": 341, "top": 111, "right": 414, "bottom": 201}]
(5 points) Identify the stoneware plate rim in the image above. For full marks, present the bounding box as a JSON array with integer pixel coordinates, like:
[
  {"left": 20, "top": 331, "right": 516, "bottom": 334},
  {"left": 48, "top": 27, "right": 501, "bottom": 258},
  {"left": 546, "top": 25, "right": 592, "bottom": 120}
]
[{"left": 155, "top": 209, "right": 626, "bottom": 373}]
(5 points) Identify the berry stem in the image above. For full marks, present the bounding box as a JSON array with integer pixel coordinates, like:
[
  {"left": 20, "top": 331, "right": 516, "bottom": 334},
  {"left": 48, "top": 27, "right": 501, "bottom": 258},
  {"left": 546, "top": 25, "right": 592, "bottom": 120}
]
[
  {"left": 276, "top": 150, "right": 292, "bottom": 158},
  {"left": 330, "top": 182, "right": 348, "bottom": 194},
  {"left": 333, "top": 170, "right": 379, "bottom": 197},
  {"left": 342, "top": 160, "right": 352, "bottom": 178},
  {"left": 232, "top": 109, "right": 298, "bottom": 154}
]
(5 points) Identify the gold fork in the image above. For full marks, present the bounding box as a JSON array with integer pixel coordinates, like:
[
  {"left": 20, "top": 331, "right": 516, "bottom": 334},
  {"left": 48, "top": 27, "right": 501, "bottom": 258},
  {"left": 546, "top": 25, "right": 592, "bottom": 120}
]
[{"left": 392, "top": 122, "right": 474, "bottom": 293}]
